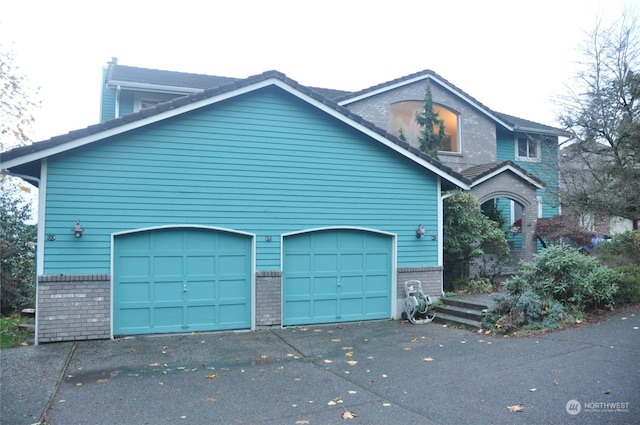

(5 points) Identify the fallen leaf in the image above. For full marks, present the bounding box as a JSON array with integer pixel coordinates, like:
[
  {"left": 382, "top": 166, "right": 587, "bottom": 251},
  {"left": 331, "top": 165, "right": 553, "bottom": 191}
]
[
  {"left": 97, "top": 378, "right": 109, "bottom": 383},
  {"left": 404, "top": 347, "right": 412, "bottom": 351},
  {"left": 323, "top": 359, "right": 333, "bottom": 364},
  {"left": 296, "top": 421, "right": 310, "bottom": 425},
  {"left": 76, "top": 383, "right": 82, "bottom": 387},
  {"left": 507, "top": 404, "right": 524, "bottom": 412},
  {"left": 342, "top": 346, "right": 353, "bottom": 350},
  {"left": 383, "top": 402, "right": 392, "bottom": 407},
  {"left": 411, "top": 337, "right": 418, "bottom": 342},
  {"left": 348, "top": 390, "right": 357, "bottom": 394},
  {"left": 621, "top": 317, "right": 628, "bottom": 320},
  {"left": 604, "top": 389, "right": 612, "bottom": 394},
  {"left": 423, "top": 357, "right": 434, "bottom": 362},
  {"left": 205, "top": 374, "right": 218, "bottom": 379},
  {"left": 206, "top": 398, "right": 217, "bottom": 402},
  {"left": 149, "top": 362, "right": 161, "bottom": 367},
  {"left": 340, "top": 411, "right": 357, "bottom": 419},
  {"left": 331, "top": 338, "right": 342, "bottom": 342},
  {"left": 530, "top": 388, "right": 537, "bottom": 392},
  {"left": 553, "top": 379, "right": 559, "bottom": 386},
  {"left": 345, "top": 352, "right": 354, "bottom": 357},
  {"left": 347, "top": 360, "right": 358, "bottom": 366}
]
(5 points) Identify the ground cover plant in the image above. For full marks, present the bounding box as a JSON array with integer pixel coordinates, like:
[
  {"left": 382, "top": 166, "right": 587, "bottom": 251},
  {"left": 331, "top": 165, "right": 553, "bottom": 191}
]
[{"left": 0, "top": 315, "right": 34, "bottom": 348}]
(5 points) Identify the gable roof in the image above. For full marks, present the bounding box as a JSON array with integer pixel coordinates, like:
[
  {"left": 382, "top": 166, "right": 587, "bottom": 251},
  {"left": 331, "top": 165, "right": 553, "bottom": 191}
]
[
  {"left": 1, "top": 70, "right": 471, "bottom": 191},
  {"left": 336, "top": 69, "right": 566, "bottom": 137},
  {"left": 104, "top": 59, "right": 352, "bottom": 99},
  {"left": 461, "top": 160, "right": 545, "bottom": 189}
]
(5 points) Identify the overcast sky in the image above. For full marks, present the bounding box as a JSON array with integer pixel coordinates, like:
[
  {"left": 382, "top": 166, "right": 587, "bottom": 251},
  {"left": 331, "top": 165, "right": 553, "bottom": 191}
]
[{"left": 1, "top": 0, "right": 635, "bottom": 143}]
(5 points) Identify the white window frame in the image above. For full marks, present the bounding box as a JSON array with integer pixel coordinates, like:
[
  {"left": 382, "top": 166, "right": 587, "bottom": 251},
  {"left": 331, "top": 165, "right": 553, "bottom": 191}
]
[
  {"left": 515, "top": 135, "right": 541, "bottom": 162},
  {"left": 133, "top": 92, "right": 181, "bottom": 113}
]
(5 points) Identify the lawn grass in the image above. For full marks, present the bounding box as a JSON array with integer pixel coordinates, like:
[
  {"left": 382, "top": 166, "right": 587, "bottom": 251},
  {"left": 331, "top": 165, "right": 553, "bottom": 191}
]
[{"left": 0, "top": 315, "right": 34, "bottom": 348}]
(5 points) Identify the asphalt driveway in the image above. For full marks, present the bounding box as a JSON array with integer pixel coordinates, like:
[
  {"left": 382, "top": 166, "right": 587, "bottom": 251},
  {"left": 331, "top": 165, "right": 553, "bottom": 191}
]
[{"left": 2, "top": 305, "right": 639, "bottom": 425}]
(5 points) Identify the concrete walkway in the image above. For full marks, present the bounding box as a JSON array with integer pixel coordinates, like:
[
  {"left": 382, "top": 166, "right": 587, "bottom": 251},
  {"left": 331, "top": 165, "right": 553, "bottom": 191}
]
[{"left": 2, "top": 305, "right": 639, "bottom": 425}]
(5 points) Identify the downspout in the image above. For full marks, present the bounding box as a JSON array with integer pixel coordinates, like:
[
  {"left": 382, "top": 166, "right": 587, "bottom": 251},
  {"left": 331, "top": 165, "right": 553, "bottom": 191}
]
[{"left": 115, "top": 85, "right": 121, "bottom": 118}]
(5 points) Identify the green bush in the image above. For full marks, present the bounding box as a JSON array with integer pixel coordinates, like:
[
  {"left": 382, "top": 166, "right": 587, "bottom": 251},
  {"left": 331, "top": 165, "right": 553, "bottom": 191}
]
[
  {"left": 468, "top": 277, "right": 492, "bottom": 294},
  {"left": 505, "top": 245, "right": 620, "bottom": 310},
  {"left": 485, "top": 245, "right": 623, "bottom": 333},
  {"left": 614, "top": 265, "right": 640, "bottom": 304}
]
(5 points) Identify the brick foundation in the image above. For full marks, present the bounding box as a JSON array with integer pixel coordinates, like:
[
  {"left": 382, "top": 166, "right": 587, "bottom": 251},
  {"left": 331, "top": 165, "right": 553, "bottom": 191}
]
[{"left": 37, "top": 274, "right": 111, "bottom": 343}]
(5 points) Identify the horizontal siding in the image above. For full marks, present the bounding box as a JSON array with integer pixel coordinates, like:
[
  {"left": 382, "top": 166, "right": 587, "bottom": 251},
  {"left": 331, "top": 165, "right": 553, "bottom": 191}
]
[{"left": 44, "top": 86, "right": 439, "bottom": 274}]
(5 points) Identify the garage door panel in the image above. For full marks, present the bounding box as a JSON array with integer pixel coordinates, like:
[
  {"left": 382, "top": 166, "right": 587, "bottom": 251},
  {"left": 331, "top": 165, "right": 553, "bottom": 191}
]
[
  {"left": 313, "top": 254, "right": 338, "bottom": 271},
  {"left": 118, "top": 281, "right": 150, "bottom": 302},
  {"left": 114, "top": 228, "right": 252, "bottom": 336},
  {"left": 154, "top": 256, "right": 184, "bottom": 277},
  {"left": 185, "top": 280, "right": 215, "bottom": 301},
  {"left": 119, "top": 256, "right": 150, "bottom": 277},
  {"left": 341, "top": 254, "right": 364, "bottom": 271},
  {"left": 187, "top": 306, "right": 215, "bottom": 325},
  {"left": 154, "top": 306, "right": 183, "bottom": 327},
  {"left": 187, "top": 256, "right": 216, "bottom": 274},
  {"left": 283, "top": 229, "right": 392, "bottom": 326},
  {"left": 118, "top": 308, "right": 150, "bottom": 329}
]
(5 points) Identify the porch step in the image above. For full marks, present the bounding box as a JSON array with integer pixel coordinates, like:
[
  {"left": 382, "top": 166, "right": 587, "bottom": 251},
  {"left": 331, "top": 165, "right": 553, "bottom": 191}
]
[{"left": 432, "top": 296, "right": 494, "bottom": 329}]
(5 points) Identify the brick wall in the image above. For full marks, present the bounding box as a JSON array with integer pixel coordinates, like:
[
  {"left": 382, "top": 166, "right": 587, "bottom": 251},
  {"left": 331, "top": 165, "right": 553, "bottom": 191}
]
[
  {"left": 36, "top": 268, "right": 444, "bottom": 340},
  {"left": 256, "top": 270, "right": 282, "bottom": 326},
  {"left": 343, "top": 79, "right": 497, "bottom": 172},
  {"left": 37, "top": 274, "right": 111, "bottom": 343}
]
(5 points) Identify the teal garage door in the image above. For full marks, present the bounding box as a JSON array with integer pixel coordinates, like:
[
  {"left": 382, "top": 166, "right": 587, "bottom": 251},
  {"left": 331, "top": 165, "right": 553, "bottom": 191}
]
[
  {"left": 114, "top": 228, "right": 252, "bottom": 336},
  {"left": 283, "top": 229, "right": 392, "bottom": 326}
]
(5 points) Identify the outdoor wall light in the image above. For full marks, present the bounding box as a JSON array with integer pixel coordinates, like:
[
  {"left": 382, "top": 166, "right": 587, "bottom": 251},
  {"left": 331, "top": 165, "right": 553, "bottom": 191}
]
[
  {"left": 72, "top": 220, "right": 84, "bottom": 238},
  {"left": 416, "top": 224, "right": 426, "bottom": 239},
  {"left": 47, "top": 234, "right": 56, "bottom": 241}
]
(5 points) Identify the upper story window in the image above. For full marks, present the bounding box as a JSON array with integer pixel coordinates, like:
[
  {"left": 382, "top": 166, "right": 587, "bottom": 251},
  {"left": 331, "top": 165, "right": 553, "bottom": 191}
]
[
  {"left": 516, "top": 135, "right": 541, "bottom": 162},
  {"left": 389, "top": 101, "right": 460, "bottom": 153},
  {"left": 133, "top": 92, "right": 182, "bottom": 113}
]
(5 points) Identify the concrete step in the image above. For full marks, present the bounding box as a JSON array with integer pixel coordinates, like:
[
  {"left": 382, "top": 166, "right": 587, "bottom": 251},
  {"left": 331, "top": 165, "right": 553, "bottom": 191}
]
[
  {"left": 433, "top": 303, "right": 485, "bottom": 322},
  {"left": 432, "top": 312, "right": 483, "bottom": 329},
  {"left": 439, "top": 297, "right": 491, "bottom": 311}
]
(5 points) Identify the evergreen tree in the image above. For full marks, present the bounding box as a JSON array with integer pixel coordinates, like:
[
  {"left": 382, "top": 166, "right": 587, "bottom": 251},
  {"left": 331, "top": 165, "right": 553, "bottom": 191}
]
[{"left": 415, "top": 81, "right": 445, "bottom": 158}]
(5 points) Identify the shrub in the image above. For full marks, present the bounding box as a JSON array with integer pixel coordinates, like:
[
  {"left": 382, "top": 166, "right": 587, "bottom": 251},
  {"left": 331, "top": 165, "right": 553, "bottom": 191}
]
[
  {"left": 614, "top": 265, "right": 640, "bottom": 305},
  {"left": 504, "top": 245, "right": 620, "bottom": 310},
  {"left": 468, "top": 277, "right": 492, "bottom": 294},
  {"left": 485, "top": 245, "right": 623, "bottom": 333}
]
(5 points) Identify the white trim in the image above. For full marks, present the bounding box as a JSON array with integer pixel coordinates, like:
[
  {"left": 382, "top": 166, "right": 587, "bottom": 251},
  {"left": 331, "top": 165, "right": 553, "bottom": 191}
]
[
  {"left": 279, "top": 226, "right": 398, "bottom": 325},
  {"left": 109, "top": 225, "right": 256, "bottom": 338},
  {"left": 515, "top": 135, "right": 542, "bottom": 163},
  {"left": 36, "top": 160, "right": 47, "bottom": 276},
  {"left": 107, "top": 80, "right": 202, "bottom": 95},
  {"left": 338, "top": 73, "right": 514, "bottom": 131},
  {"left": 1, "top": 78, "right": 469, "bottom": 191},
  {"left": 469, "top": 164, "right": 545, "bottom": 190}
]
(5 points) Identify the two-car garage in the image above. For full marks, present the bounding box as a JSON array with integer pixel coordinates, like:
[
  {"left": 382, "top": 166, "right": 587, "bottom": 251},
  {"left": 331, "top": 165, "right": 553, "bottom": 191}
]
[{"left": 113, "top": 227, "right": 393, "bottom": 336}]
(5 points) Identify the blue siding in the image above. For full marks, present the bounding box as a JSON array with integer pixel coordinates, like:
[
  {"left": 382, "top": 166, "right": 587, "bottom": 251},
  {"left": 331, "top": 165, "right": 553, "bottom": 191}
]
[
  {"left": 496, "top": 127, "right": 559, "bottom": 219},
  {"left": 44, "top": 86, "right": 439, "bottom": 274},
  {"left": 100, "top": 68, "right": 116, "bottom": 122}
]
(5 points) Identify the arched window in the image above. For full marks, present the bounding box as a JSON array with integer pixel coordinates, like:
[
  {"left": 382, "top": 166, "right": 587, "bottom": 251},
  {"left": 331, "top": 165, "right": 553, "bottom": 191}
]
[{"left": 389, "top": 101, "right": 460, "bottom": 153}]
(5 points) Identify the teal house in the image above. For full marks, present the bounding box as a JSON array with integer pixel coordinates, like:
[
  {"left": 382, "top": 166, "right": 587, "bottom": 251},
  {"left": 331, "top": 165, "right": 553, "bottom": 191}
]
[{"left": 1, "top": 62, "right": 564, "bottom": 343}]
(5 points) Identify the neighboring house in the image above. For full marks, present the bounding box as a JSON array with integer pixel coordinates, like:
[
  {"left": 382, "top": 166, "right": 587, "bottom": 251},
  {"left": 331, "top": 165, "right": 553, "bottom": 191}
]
[
  {"left": 0, "top": 60, "right": 564, "bottom": 343},
  {"left": 559, "top": 143, "right": 638, "bottom": 235}
]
